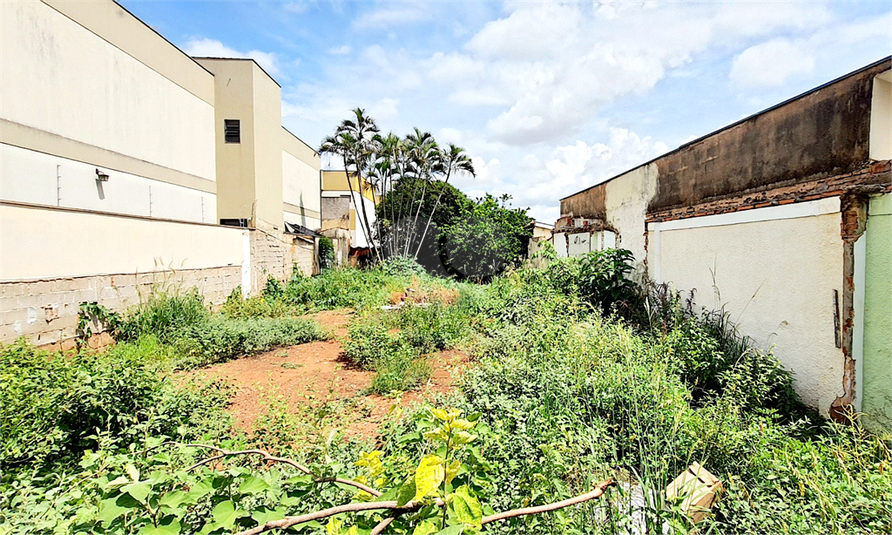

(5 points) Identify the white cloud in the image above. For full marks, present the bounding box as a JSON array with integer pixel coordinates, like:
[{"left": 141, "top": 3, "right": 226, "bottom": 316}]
[
  {"left": 427, "top": 1, "right": 838, "bottom": 146},
  {"left": 183, "top": 38, "right": 281, "bottom": 77},
  {"left": 328, "top": 45, "right": 352, "bottom": 56},
  {"left": 284, "top": 1, "right": 312, "bottom": 14},
  {"left": 729, "top": 39, "right": 816, "bottom": 88},
  {"left": 368, "top": 97, "right": 400, "bottom": 123},
  {"left": 352, "top": 2, "right": 432, "bottom": 29}
]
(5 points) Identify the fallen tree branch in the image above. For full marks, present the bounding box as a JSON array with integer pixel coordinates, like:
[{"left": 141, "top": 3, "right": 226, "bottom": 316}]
[
  {"left": 165, "top": 442, "right": 382, "bottom": 497},
  {"left": 233, "top": 500, "right": 423, "bottom": 535},
  {"left": 482, "top": 478, "right": 614, "bottom": 525},
  {"left": 236, "top": 478, "right": 614, "bottom": 535},
  {"left": 369, "top": 514, "right": 398, "bottom": 535}
]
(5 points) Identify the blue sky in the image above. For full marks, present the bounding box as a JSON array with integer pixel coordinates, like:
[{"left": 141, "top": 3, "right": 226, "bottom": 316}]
[{"left": 122, "top": 0, "right": 891, "bottom": 223}]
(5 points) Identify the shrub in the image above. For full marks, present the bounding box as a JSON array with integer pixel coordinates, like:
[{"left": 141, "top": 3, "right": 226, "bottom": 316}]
[
  {"left": 380, "top": 255, "right": 426, "bottom": 277},
  {"left": 174, "top": 317, "right": 328, "bottom": 368},
  {"left": 0, "top": 339, "right": 230, "bottom": 469},
  {"left": 343, "top": 322, "right": 407, "bottom": 370},
  {"left": 319, "top": 236, "right": 335, "bottom": 269},
  {"left": 117, "top": 291, "right": 208, "bottom": 343}
]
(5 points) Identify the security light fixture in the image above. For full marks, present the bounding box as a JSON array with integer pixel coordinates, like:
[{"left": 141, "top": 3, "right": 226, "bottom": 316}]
[{"left": 95, "top": 168, "right": 109, "bottom": 182}]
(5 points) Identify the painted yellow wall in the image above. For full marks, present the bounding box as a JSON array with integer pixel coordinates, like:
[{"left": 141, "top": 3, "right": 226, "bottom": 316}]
[
  {"left": 251, "top": 64, "right": 284, "bottom": 231},
  {"left": 0, "top": 0, "right": 216, "bottom": 184},
  {"left": 648, "top": 198, "right": 844, "bottom": 414},
  {"left": 322, "top": 170, "right": 376, "bottom": 202},
  {"left": 196, "top": 59, "right": 257, "bottom": 224}
]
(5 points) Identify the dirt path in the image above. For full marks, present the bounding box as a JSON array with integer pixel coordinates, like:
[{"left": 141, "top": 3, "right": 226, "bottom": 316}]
[{"left": 190, "top": 309, "right": 467, "bottom": 440}]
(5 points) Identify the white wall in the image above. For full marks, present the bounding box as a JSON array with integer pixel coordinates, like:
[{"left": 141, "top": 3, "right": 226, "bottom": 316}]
[
  {"left": 0, "top": 203, "right": 244, "bottom": 281},
  {"left": 647, "top": 198, "right": 844, "bottom": 413},
  {"left": 282, "top": 148, "right": 321, "bottom": 227},
  {"left": 1, "top": 144, "right": 215, "bottom": 223},
  {"left": 870, "top": 70, "right": 892, "bottom": 161},
  {"left": 0, "top": 0, "right": 215, "bottom": 182}
]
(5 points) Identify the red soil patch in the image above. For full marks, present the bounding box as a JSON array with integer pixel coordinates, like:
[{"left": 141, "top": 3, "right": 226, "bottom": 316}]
[{"left": 190, "top": 310, "right": 468, "bottom": 440}]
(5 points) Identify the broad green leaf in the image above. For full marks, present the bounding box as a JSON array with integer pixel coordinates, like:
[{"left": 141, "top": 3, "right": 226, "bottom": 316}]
[
  {"left": 251, "top": 506, "right": 288, "bottom": 525},
  {"left": 125, "top": 464, "right": 140, "bottom": 482},
  {"left": 413, "top": 520, "right": 439, "bottom": 535},
  {"left": 452, "top": 432, "right": 477, "bottom": 445},
  {"left": 211, "top": 500, "right": 245, "bottom": 528},
  {"left": 423, "top": 428, "right": 449, "bottom": 442},
  {"left": 451, "top": 485, "right": 482, "bottom": 528},
  {"left": 238, "top": 476, "right": 270, "bottom": 495},
  {"left": 396, "top": 478, "right": 417, "bottom": 507},
  {"left": 107, "top": 476, "right": 130, "bottom": 489},
  {"left": 185, "top": 478, "right": 215, "bottom": 501},
  {"left": 434, "top": 525, "right": 464, "bottom": 535},
  {"left": 414, "top": 454, "right": 445, "bottom": 502},
  {"left": 97, "top": 497, "right": 128, "bottom": 526},
  {"left": 431, "top": 409, "right": 450, "bottom": 422},
  {"left": 121, "top": 482, "right": 151, "bottom": 505},
  {"left": 445, "top": 460, "right": 461, "bottom": 485},
  {"left": 137, "top": 517, "right": 181, "bottom": 535},
  {"left": 325, "top": 517, "right": 343, "bottom": 535},
  {"left": 159, "top": 490, "right": 191, "bottom": 509},
  {"left": 451, "top": 419, "right": 476, "bottom": 431}
]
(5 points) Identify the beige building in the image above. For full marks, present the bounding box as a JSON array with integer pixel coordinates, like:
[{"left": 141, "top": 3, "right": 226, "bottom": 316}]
[
  {"left": 0, "top": 0, "right": 321, "bottom": 346},
  {"left": 321, "top": 170, "right": 377, "bottom": 249},
  {"left": 558, "top": 58, "right": 892, "bottom": 431}
]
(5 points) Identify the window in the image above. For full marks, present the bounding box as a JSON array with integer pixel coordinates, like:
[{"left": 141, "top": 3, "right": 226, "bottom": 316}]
[{"left": 224, "top": 119, "right": 240, "bottom": 143}]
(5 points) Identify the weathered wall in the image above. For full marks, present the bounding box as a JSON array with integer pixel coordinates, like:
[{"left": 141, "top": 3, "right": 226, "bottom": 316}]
[
  {"left": 0, "top": 0, "right": 216, "bottom": 188},
  {"left": 0, "top": 266, "right": 240, "bottom": 347},
  {"left": 604, "top": 163, "right": 658, "bottom": 261},
  {"left": 647, "top": 198, "right": 843, "bottom": 413},
  {"left": 651, "top": 61, "right": 888, "bottom": 213},
  {"left": 246, "top": 229, "right": 315, "bottom": 294},
  {"left": 862, "top": 194, "right": 892, "bottom": 432},
  {"left": 560, "top": 60, "right": 890, "bottom": 224}
]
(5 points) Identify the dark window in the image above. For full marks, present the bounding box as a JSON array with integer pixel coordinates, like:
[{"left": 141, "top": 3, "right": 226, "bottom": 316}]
[
  {"left": 224, "top": 119, "right": 240, "bottom": 143},
  {"left": 220, "top": 218, "right": 249, "bottom": 228}
]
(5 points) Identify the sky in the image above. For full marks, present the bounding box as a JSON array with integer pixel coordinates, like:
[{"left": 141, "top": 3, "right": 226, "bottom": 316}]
[{"left": 121, "top": 0, "right": 892, "bottom": 223}]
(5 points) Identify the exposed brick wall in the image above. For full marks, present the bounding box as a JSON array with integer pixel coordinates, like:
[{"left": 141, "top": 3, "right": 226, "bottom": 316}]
[
  {"left": 248, "top": 230, "right": 316, "bottom": 294},
  {"left": 0, "top": 266, "right": 241, "bottom": 346},
  {"left": 646, "top": 162, "right": 891, "bottom": 223}
]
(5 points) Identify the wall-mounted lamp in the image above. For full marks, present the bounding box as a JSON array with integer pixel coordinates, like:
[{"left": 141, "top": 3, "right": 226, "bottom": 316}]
[{"left": 95, "top": 168, "right": 109, "bottom": 182}]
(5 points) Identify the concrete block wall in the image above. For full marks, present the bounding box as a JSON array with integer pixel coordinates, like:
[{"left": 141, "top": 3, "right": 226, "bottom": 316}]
[
  {"left": 247, "top": 229, "right": 316, "bottom": 294},
  {"left": 0, "top": 266, "right": 241, "bottom": 346}
]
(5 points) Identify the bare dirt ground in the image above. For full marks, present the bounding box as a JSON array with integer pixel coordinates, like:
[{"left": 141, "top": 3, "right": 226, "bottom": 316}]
[{"left": 190, "top": 309, "right": 468, "bottom": 440}]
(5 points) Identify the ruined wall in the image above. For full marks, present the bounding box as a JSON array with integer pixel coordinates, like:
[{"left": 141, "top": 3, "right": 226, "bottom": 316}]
[{"left": 247, "top": 229, "right": 315, "bottom": 294}]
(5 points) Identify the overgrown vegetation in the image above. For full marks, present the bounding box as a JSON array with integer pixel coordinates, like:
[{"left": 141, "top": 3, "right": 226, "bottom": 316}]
[{"left": 2, "top": 251, "right": 890, "bottom": 534}]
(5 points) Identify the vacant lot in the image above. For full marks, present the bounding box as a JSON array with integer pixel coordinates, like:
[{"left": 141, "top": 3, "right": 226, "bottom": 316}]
[{"left": 2, "top": 255, "right": 890, "bottom": 534}]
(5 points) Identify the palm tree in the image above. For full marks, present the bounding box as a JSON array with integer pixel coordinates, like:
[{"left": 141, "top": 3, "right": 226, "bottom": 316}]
[
  {"left": 402, "top": 128, "right": 440, "bottom": 256},
  {"left": 413, "top": 144, "right": 475, "bottom": 259},
  {"left": 319, "top": 109, "right": 381, "bottom": 262}
]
